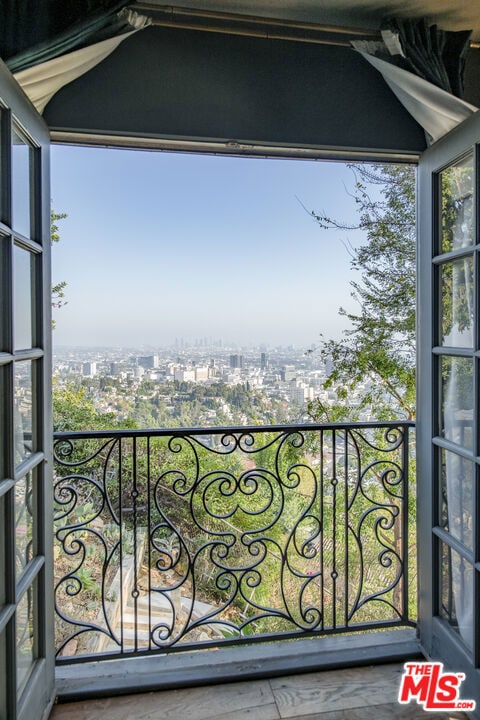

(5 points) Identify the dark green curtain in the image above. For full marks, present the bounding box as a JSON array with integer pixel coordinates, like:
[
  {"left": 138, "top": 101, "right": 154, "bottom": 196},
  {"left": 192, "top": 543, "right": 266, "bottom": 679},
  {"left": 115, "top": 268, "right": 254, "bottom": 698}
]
[
  {"left": 1, "top": 1, "right": 49, "bottom": 60},
  {"left": 382, "top": 18, "right": 472, "bottom": 99},
  {"left": 3, "top": 0, "right": 128, "bottom": 73}
]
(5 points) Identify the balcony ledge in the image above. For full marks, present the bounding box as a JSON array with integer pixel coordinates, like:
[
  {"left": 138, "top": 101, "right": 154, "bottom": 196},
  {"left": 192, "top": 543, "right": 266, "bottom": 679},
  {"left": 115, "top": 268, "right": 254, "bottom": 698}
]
[{"left": 55, "top": 628, "right": 421, "bottom": 702}]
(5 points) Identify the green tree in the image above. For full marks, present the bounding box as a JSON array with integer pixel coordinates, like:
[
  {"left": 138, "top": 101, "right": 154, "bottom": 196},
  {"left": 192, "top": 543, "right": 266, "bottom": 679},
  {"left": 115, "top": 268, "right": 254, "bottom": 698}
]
[
  {"left": 53, "top": 382, "right": 137, "bottom": 432},
  {"left": 51, "top": 209, "right": 68, "bottom": 327},
  {"left": 308, "top": 164, "right": 416, "bottom": 422}
]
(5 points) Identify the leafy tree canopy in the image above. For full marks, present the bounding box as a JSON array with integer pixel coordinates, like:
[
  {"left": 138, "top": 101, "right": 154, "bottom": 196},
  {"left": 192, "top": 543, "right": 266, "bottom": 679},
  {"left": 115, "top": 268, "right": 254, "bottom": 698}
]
[
  {"left": 51, "top": 209, "right": 68, "bottom": 326},
  {"left": 53, "top": 382, "right": 137, "bottom": 432},
  {"left": 307, "top": 164, "right": 416, "bottom": 422}
]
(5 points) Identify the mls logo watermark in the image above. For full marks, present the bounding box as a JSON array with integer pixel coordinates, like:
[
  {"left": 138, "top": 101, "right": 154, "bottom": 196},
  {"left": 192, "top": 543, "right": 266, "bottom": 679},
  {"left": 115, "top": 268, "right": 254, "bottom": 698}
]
[{"left": 398, "top": 662, "right": 476, "bottom": 712}]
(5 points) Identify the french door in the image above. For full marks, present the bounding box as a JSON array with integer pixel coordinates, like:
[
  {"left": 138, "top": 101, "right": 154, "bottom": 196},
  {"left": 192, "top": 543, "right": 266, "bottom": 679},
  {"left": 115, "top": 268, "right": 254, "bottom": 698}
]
[
  {"left": 418, "top": 109, "right": 480, "bottom": 713},
  {"left": 0, "top": 61, "right": 54, "bottom": 720}
]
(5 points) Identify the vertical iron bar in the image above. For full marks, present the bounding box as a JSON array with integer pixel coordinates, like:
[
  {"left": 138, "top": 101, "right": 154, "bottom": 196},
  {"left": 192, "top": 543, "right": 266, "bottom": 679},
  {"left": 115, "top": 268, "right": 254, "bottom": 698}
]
[
  {"left": 402, "top": 425, "right": 409, "bottom": 622},
  {"left": 332, "top": 429, "right": 337, "bottom": 630},
  {"left": 147, "top": 435, "right": 151, "bottom": 652},
  {"left": 133, "top": 436, "right": 138, "bottom": 654},
  {"left": 344, "top": 427, "right": 348, "bottom": 628},
  {"left": 320, "top": 429, "right": 324, "bottom": 629},
  {"left": 119, "top": 437, "right": 123, "bottom": 653}
]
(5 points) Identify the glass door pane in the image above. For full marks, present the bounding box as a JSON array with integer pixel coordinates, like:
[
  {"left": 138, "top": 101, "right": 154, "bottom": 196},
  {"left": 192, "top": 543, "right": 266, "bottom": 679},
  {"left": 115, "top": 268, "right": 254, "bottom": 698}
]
[
  {"left": 11, "top": 129, "right": 32, "bottom": 239},
  {"left": 435, "top": 152, "right": 476, "bottom": 656},
  {"left": 439, "top": 152, "right": 474, "bottom": 253},
  {"left": 0, "top": 63, "right": 53, "bottom": 720},
  {"left": 440, "top": 449, "right": 474, "bottom": 550},
  {"left": 440, "top": 255, "right": 474, "bottom": 347},
  {"left": 418, "top": 111, "right": 480, "bottom": 709},
  {"left": 13, "top": 244, "right": 34, "bottom": 351},
  {"left": 439, "top": 541, "right": 474, "bottom": 652},
  {"left": 439, "top": 355, "right": 474, "bottom": 450}
]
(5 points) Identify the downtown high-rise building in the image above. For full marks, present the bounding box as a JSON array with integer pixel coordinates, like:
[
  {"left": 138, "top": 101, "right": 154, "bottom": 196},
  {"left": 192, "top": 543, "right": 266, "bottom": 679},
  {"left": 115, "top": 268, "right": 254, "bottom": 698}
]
[{"left": 229, "top": 354, "right": 244, "bottom": 369}]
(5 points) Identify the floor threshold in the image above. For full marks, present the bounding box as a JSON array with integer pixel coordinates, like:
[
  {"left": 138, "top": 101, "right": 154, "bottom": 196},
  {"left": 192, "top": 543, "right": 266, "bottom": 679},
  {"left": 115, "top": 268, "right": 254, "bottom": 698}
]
[{"left": 55, "top": 628, "right": 422, "bottom": 703}]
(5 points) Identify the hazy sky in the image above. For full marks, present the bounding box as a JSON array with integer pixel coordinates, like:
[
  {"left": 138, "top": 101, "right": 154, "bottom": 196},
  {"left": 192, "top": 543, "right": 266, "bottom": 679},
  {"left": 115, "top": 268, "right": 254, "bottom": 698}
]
[{"left": 51, "top": 146, "right": 367, "bottom": 348}]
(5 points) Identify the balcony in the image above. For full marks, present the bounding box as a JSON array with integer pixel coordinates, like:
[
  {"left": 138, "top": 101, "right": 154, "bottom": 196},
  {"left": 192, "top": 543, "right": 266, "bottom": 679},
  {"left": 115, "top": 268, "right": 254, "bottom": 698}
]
[{"left": 52, "top": 420, "right": 416, "bottom": 687}]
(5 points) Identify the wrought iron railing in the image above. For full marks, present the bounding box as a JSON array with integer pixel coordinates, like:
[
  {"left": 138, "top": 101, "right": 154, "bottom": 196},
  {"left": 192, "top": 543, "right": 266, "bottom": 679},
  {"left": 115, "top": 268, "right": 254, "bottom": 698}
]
[{"left": 53, "top": 421, "right": 415, "bottom": 663}]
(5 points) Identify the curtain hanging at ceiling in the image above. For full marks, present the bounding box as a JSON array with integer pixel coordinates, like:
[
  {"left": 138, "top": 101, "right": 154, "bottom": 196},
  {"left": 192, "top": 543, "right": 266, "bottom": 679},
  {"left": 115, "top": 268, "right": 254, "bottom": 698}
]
[
  {"left": 11, "top": 10, "right": 150, "bottom": 114},
  {"left": 381, "top": 18, "right": 472, "bottom": 98},
  {"left": 356, "top": 51, "right": 477, "bottom": 144},
  {"left": 353, "top": 19, "right": 478, "bottom": 144},
  {"left": 6, "top": 1, "right": 128, "bottom": 74}
]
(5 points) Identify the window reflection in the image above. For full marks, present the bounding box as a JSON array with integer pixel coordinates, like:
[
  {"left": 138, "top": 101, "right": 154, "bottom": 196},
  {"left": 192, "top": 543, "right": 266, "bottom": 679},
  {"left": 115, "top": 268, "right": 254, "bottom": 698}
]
[
  {"left": 12, "top": 130, "right": 31, "bottom": 238},
  {"left": 440, "top": 450, "right": 473, "bottom": 550},
  {"left": 14, "top": 245, "right": 33, "bottom": 351},
  {"left": 15, "top": 472, "right": 34, "bottom": 577},
  {"left": 440, "top": 153, "right": 474, "bottom": 254},
  {"left": 440, "top": 256, "right": 473, "bottom": 347},
  {"left": 440, "top": 542, "right": 473, "bottom": 652},
  {"left": 16, "top": 584, "right": 36, "bottom": 695},
  {"left": 440, "top": 356, "right": 473, "bottom": 450},
  {"left": 14, "top": 361, "right": 33, "bottom": 465}
]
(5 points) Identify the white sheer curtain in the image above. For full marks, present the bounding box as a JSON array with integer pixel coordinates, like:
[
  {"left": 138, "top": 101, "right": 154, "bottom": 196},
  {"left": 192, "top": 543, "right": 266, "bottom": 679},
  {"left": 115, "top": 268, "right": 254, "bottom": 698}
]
[
  {"left": 13, "top": 10, "right": 150, "bottom": 114},
  {"left": 354, "top": 50, "right": 477, "bottom": 144},
  {"left": 443, "top": 188, "right": 474, "bottom": 646},
  {"left": 444, "top": 454, "right": 474, "bottom": 645}
]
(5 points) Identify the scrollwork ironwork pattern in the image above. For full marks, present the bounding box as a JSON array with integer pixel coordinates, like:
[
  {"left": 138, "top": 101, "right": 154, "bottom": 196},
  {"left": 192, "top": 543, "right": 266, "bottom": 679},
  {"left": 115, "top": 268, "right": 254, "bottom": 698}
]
[{"left": 53, "top": 422, "right": 413, "bottom": 663}]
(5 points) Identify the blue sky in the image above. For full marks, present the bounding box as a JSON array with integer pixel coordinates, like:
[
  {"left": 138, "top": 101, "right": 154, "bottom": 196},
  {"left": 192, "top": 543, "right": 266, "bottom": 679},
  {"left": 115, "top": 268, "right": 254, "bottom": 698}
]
[{"left": 51, "top": 146, "right": 366, "bottom": 348}]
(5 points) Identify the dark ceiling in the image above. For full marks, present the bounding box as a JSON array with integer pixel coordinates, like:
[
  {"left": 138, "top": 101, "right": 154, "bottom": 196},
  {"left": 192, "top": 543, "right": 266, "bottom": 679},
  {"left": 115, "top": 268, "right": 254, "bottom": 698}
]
[
  {"left": 2, "top": 0, "right": 480, "bottom": 61},
  {"left": 2, "top": 1, "right": 479, "bottom": 157},
  {"left": 140, "top": 1, "right": 480, "bottom": 40}
]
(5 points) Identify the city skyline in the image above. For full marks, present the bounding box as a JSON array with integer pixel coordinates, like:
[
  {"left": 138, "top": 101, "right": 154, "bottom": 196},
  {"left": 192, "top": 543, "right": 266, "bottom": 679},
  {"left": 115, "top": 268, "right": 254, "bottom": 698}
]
[
  {"left": 53, "top": 339, "right": 316, "bottom": 351},
  {"left": 52, "top": 341, "right": 342, "bottom": 429},
  {"left": 51, "top": 146, "right": 368, "bottom": 347}
]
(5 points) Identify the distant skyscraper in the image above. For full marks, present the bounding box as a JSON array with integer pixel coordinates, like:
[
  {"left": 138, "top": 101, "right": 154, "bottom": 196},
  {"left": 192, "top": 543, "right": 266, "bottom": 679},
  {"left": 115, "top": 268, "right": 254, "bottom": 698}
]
[
  {"left": 195, "top": 367, "right": 209, "bottom": 381},
  {"left": 174, "top": 368, "right": 195, "bottom": 382},
  {"left": 288, "top": 383, "right": 306, "bottom": 405},
  {"left": 230, "top": 354, "right": 244, "bottom": 369},
  {"left": 82, "top": 361, "right": 97, "bottom": 377},
  {"left": 138, "top": 355, "right": 159, "bottom": 369},
  {"left": 281, "top": 365, "right": 296, "bottom": 382},
  {"left": 260, "top": 352, "right": 268, "bottom": 370}
]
